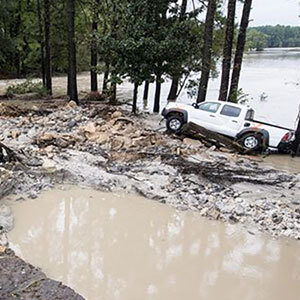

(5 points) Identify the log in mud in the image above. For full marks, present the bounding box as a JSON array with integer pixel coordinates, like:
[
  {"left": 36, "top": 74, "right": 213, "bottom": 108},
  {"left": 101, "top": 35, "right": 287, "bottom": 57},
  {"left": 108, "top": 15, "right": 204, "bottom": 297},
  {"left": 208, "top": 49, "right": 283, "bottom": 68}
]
[{"left": 181, "top": 121, "right": 248, "bottom": 153}]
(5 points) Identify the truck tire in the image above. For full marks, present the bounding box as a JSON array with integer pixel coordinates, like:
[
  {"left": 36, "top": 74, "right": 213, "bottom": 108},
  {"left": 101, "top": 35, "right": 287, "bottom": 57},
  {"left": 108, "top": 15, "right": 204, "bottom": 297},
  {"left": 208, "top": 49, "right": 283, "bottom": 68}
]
[
  {"left": 166, "top": 115, "right": 184, "bottom": 133},
  {"left": 240, "top": 133, "right": 262, "bottom": 151}
]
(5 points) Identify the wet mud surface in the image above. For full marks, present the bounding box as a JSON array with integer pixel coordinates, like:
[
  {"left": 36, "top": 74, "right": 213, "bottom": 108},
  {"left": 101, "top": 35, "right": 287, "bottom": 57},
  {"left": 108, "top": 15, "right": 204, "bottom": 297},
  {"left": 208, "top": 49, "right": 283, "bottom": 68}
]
[{"left": 0, "top": 248, "right": 84, "bottom": 300}]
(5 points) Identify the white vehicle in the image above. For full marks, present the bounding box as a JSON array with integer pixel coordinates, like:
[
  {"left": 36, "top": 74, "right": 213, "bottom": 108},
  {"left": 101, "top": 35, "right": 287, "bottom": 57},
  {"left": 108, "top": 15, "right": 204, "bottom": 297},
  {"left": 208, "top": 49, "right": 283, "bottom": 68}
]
[{"left": 162, "top": 100, "right": 294, "bottom": 152}]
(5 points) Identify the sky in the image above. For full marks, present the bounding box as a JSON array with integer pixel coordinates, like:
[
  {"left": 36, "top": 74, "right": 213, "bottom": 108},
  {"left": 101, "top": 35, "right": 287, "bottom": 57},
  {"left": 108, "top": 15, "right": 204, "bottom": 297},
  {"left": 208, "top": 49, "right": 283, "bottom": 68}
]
[
  {"left": 188, "top": 0, "right": 300, "bottom": 26},
  {"left": 239, "top": 0, "right": 300, "bottom": 26}
]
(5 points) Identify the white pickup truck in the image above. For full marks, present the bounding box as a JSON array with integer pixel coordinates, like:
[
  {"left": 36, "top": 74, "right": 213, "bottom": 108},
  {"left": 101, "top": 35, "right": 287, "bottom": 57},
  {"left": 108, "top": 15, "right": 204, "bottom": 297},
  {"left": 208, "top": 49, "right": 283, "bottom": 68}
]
[{"left": 162, "top": 101, "right": 295, "bottom": 152}]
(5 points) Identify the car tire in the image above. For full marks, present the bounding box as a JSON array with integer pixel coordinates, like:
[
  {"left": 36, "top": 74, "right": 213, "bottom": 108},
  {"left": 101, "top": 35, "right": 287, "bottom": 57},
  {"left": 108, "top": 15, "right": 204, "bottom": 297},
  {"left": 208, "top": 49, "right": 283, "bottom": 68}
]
[
  {"left": 166, "top": 115, "right": 184, "bottom": 133},
  {"left": 240, "top": 133, "right": 262, "bottom": 151},
  {"left": 278, "top": 142, "right": 292, "bottom": 154}
]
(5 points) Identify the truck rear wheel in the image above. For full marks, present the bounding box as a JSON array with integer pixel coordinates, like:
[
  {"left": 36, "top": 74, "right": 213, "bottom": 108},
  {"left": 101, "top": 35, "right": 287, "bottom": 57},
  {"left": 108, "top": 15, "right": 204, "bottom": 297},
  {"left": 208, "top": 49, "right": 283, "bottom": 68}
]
[
  {"left": 240, "top": 133, "right": 262, "bottom": 151},
  {"left": 166, "top": 115, "right": 184, "bottom": 133}
]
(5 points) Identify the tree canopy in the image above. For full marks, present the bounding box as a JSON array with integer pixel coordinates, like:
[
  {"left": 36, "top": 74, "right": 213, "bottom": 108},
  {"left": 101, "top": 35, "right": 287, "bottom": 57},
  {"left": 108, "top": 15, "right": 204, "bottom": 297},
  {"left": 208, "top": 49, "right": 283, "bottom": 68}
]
[{"left": 248, "top": 25, "right": 300, "bottom": 48}]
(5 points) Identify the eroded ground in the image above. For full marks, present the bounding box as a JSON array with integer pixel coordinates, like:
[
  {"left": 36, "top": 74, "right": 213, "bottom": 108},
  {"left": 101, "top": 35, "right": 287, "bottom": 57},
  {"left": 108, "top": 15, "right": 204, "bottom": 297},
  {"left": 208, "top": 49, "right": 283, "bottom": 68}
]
[
  {"left": 0, "top": 99, "right": 300, "bottom": 299},
  {"left": 0, "top": 100, "right": 300, "bottom": 240}
]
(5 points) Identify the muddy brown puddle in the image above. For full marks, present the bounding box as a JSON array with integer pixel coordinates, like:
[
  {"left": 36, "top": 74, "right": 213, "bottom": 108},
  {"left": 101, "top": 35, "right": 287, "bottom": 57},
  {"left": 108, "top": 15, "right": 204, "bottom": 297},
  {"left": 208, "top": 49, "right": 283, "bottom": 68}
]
[
  {"left": 8, "top": 187, "right": 300, "bottom": 300},
  {"left": 262, "top": 155, "right": 300, "bottom": 173}
]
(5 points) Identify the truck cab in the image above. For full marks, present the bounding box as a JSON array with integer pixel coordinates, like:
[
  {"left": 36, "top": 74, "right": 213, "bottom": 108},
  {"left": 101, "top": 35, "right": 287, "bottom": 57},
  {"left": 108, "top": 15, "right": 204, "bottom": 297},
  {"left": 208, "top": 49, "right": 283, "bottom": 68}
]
[{"left": 188, "top": 101, "right": 250, "bottom": 137}]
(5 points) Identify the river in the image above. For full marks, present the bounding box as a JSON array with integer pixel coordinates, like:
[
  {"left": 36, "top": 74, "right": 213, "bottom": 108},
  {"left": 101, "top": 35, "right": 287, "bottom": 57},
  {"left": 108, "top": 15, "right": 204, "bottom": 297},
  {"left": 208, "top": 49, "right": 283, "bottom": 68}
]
[
  {"left": 8, "top": 187, "right": 300, "bottom": 300},
  {"left": 0, "top": 48, "right": 299, "bottom": 130}
]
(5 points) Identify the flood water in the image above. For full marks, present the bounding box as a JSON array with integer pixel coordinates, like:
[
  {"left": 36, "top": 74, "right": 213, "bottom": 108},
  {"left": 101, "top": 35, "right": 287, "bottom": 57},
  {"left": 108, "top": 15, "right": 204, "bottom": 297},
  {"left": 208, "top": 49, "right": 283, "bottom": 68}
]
[
  {"left": 262, "top": 154, "right": 300, "bottom": 173},
  {"left": 137, "top": 48, "right": 300, "bottom": 129},
  {"left": 0, "top": 48, "right": 299, "bottom": 129},
  {"left": 8, "top": 187, "right": 300, "bottom": 300}
]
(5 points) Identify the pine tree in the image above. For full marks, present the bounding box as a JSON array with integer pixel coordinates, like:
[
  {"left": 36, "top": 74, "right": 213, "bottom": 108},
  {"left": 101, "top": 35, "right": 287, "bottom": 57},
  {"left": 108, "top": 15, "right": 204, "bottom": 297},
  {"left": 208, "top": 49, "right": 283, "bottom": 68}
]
[
  {"left": 90, "top": 0, "right": 100, "bottom": 92},
  {"left": 219, "top": 0, "right": 236, "bottom": 101},
  {"left": 228, "top": 0, "right": 252, "bottom": 102},
  {"left": 67, "top": 0, "right": 78, "bottom": 103},
  {"left": 197, "top": 0, "right": 217, "bottom": 103},
  {"left": 44, "top": 0, "right": 52, "bottom": 95}
]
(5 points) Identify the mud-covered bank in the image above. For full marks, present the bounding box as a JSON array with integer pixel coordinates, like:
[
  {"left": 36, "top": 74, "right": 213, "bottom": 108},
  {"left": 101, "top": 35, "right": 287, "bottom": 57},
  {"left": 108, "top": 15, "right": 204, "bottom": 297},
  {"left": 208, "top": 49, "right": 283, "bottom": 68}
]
[
  {"left": 0, "top": 100, "right": 300, "bottom": 242},
  {"left": 0, "top": 248, "right": 84, "bottom": 300}
]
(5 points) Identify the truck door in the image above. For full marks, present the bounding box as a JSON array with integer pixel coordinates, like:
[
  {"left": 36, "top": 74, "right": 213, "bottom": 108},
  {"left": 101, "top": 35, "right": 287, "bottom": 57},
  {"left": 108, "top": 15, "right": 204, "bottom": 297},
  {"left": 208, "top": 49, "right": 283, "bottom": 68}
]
[
  {"left": 217, "top": 104, "right": 242, "bottom": 137},
  {"left": 189, "top": 102, "right": 221, "bottom": 131}
]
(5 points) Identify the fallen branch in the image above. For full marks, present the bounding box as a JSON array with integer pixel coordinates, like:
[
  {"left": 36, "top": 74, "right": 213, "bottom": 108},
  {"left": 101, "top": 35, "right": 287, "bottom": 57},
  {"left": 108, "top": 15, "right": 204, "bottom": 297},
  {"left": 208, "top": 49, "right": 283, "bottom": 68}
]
[{"left": 181, "top": 122, "right": 248, "bottom": 153}]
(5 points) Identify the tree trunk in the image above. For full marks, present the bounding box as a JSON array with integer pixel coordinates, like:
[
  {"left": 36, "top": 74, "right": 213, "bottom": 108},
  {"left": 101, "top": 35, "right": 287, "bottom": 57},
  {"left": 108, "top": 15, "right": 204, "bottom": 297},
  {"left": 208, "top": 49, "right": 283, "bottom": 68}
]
[
  {"left": 109, "top": 83, "right": 117, "bottom": 104},
  {"left": 90, "top": 0, "right": 100, "bottom": 92},
  {"left": 143, "top": 80, "right": 149, "bottom": 101},
  {"left": 102, "top": 63, "right": 109, "bottom": 93},
  {"left": 228, "top": 0, "right": 252, "bottom": 102},
  {"left": 67, "top": 68, "right": 71, "bottom": 96},
  {"left": 15, "top": 0, "right": 22, "bottom": 78},
  {"left": 37, "top": 0, "right": 46, "bottom": 86},
  {"left": 153, "top": 75, "right": 161, "bottom": 113},
  {"left": 67, "top": 0, "right": 78, "bottom": 103},
  {"left": 218, "top": 0, "right": 236, "bottom": 101},
  {"left": 108, "top": 2, "right": 118, "bottom": 104},
  {"left": 180, "top": 0, "right": 188, "bottom": 17},
  {"left": 132, "top": 83, "right": 139, "bottom": 114},
  {"left": 143, "top": 80, "right": 150, "bottom": 110},
  {"left": 167, "top": 76, "right": 179, "bottom": 101},
  {"left": 292, "top": 116, "right": 300, "bottom": 156},
  {"left": 167, "top": 0, "right": 187, "bottom": 101},
  {"left": 197, "top": 0, "right": 217, "bottom": 103},
  {"left": 44, "top": 0, "right": 52, "bottom": 95}
]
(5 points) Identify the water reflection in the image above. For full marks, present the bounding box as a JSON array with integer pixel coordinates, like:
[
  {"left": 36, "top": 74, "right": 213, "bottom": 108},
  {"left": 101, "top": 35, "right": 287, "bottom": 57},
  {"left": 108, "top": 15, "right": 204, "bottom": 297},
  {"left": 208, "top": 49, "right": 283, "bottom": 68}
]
[{"left": 8, "top": 187, "right": 300, "bottom": 300}]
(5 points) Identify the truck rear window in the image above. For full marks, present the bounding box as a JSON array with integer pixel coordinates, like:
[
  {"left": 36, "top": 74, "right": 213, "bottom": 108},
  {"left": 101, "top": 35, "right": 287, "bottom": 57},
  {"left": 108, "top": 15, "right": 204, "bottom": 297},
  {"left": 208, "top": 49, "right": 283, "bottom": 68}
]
[
  {"left": 220, "top": 105, "right": 241, "bottom": 117},
  {"left": 245, "top": 109, "right": 255, "bottom": 121}
]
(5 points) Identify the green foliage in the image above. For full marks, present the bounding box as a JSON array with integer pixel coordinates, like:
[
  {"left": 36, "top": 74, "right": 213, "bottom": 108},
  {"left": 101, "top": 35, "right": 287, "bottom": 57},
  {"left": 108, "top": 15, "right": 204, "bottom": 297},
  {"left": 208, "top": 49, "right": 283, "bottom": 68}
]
[
  {"left": 248, "top": 25, "right": 300, "bottom": 48},
  {"left": 247, "top": 29, "right": 268, "bottom": 51},
  {"left": 0, "top": 0, "right": 90, "bottom": 77},
  {"left": 228, "top": 88, "right": 250, "bottom": 104},
  {"left": 94, "top": 0, "right": 217, "bottom": 91},
  {"left": 186, "top": 78, "right": 200, "bottom": 99},
  {"left": 0, "top": 0, "right": 225, "bottom": 106},
  {"left": 6, "top": 79, "right": 48, "bottom": 97}
]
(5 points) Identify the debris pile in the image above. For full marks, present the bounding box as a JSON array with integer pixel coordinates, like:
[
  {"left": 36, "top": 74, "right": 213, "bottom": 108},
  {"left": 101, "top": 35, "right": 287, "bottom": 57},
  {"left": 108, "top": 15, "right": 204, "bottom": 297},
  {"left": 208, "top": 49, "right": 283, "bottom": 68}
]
[{"left": 0, "top": 101, "right": 300, "bottom": 241}]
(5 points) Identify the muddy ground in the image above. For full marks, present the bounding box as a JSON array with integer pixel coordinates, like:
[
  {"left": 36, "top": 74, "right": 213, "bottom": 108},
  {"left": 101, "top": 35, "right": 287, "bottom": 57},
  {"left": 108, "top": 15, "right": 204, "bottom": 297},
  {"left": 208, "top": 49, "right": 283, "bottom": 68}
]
[
  {"left": 0, "top": 99, "right": 300, "bottom": 299},
  {"left": 0, "top": 247, "right": 84, "bottom": 300}
]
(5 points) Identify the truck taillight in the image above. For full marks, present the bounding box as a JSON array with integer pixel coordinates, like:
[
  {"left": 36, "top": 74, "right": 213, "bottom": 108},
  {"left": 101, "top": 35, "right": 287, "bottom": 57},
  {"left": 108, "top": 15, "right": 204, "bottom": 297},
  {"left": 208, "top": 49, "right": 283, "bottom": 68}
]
[{"left": 281, "top": 132, "right": 294, "bottom": 142}]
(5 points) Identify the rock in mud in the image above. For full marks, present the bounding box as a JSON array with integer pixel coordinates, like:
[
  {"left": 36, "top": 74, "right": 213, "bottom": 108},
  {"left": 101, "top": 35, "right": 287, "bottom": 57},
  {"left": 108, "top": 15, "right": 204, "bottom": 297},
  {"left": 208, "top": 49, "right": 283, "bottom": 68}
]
[{"left": 0, "top": 205, "right": 13, "bottom": 232}]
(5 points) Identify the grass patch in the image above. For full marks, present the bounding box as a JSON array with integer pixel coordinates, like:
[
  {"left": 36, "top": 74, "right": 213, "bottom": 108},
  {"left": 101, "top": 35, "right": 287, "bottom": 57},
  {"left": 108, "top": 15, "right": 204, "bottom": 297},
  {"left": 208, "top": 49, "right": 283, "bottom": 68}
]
[{"left": 6, "top": 79, "right": 48, "bottom": 97}]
